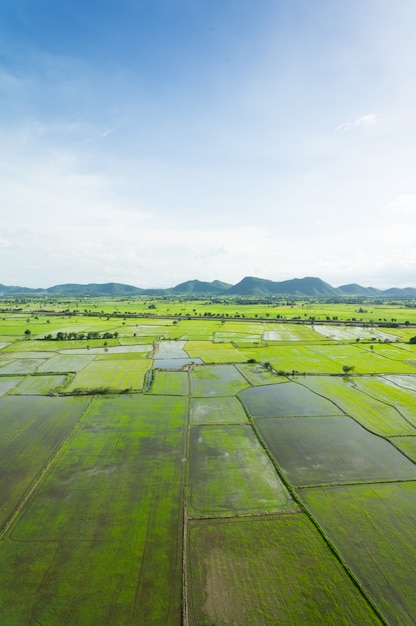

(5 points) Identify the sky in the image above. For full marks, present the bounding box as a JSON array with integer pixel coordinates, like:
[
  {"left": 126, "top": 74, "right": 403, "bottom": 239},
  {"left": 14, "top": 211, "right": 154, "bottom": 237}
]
[{"left": 1, "top": 0, "right": 416, "bottom": 289}]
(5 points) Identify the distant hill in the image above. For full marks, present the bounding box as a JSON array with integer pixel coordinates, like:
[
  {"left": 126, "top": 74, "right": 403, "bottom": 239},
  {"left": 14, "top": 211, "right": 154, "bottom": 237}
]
[
  {"left": 383, "top": 287, "right": 416, "bottom": 296},
  {"left": 46, "top": 283, "right": 144, "bottom": 296},
  {"left": 170, "top": 279, "right": 231, "bottom": 295},
  {"left": 337, "top": 283, "right": 382, "bottom": 296},
  {"left": 227, "top": 276, "right": 339, "bottom": 297},
  {"left": 0, "top": 278, "right": 415, "bottom": 297}
]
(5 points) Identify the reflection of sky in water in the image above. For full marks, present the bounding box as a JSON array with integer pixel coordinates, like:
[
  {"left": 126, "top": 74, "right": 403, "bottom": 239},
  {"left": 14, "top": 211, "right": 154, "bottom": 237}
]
[
  {"left": 312, "top": 325, "right": 398, "bottom": 341},
  {"left": 155, "top": 340, "right": 188, "bottom": 359}
]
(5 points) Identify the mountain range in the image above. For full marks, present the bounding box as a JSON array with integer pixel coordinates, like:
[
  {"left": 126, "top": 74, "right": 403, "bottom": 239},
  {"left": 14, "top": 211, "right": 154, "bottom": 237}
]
[{"left": 1, "top": 276, "right": 416, "bottom": 297}]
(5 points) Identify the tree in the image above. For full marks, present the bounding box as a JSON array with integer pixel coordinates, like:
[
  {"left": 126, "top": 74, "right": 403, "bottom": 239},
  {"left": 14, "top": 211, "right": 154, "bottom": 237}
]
[
  {"left": 342, "top": 365, "right": 355, "bottom": 375},
  {"left": 410, "top": 336, "right": 416, "bottom": 344},
  {"left": 24, "top": 329, "right": 31, "bottom": 338}
]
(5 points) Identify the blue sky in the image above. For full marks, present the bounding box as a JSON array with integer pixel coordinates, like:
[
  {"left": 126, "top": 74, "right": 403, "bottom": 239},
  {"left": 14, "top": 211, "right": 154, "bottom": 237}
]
[{"left": 1, "top": 0, "right": 415, "bottom": 288}]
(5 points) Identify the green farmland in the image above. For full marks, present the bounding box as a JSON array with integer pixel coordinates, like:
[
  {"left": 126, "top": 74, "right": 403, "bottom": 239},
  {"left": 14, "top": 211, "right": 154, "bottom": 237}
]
[{"left": 0, "top": 297, "right": 416, "bottom": 624}]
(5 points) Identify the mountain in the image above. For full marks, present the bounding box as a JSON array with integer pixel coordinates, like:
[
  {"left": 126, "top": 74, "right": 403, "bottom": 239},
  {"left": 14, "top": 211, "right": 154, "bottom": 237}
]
[
  {"left": 0, "top": 283, "right": 44, "bottom": 295},
  {"left": 46, "top": 283, "right": 144, "bottom": 296},
  {"left": 226, "top": 276, "right": 339, "bottom": 297},
  {"left": 383, "top": 287, "right": 416, "bottom": 296},
  {"left": 0, "top": 278, "right": 415, "bottom": 297},
  {"left": 170, "top": 279, "right": 231, "bottom": 295},
  {"left": 337, "top": 283, "right": 382, "bottom": 296}
]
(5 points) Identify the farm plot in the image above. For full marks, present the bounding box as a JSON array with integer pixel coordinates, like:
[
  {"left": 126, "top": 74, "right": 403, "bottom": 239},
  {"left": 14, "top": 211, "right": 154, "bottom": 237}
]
[
  {"left": 358, "top": 343, "right": 416, "bottom": 361},
  {"left": 213, "top": 330, "right": 263, "bottom": 343},
  {"left": 0, "top": 349, "right": 53, "bottom": 359},
  {"left": 302, "top": 377, "right": 416, "bottom": 436},
  {"left": 119, "top": 335, "right": 155, "bottom": 345},
  {"left": 0, "top": 376, "right": 22, "bottom": 396},
  {"left": 13, "top": 374, "right": 67, "bottom": 395},
  {"left": 188, "top": 424, "right": 295, "bottom": 517},
  {"left": 191, "top": 397, "right": 248, "bottom": 424},
  {"left": 0, "top": 395, "right": 89, "bottom": 529},
  {"left": 384, "top": 374, "right": 416, "bottom": 392},
  {"left": 187, "top": 515, "right": 382, "bottom": 626},
  {"left": 161, "top": 320, "right": 217, "bottom": 341},
  {"left": 6, "top": 339, "right": 91, "bottom": 353},
  {"left": 221, "top": 321, "right": 266, "bottom": 334},
  {"left": 64, "top": 358, "right": 151, "bottom": 392},
  {"left": 241, "top": 343, "right": 342, "bottom": 373},
  {"left": 236, "top": 362, "right": 287, "bottom": 385},
  {"left": 390, "top": 436, "right": 416, "bottom": 462},
  {"left": 2, "top": 394, "right": 188, "bottom": 625},
  {"left": 154, "top": 340, "right": 189, "bottom": 358},
  {"left": 64, "top": 344, "right": 150, "bottom": 355},
  {"left": 262, "top": 323, "right": 313, "bottom": 341},
  {"left": 0, "top": 357, "right": 47, "bottom": 374},
  {"left": 191, "top": 364, "right": 249, "bottom": 396},
  {"left": 37, "top": 353, "right": 95, "bottom": 373},
  {"left": 148, "top": 370, "right": 189, "bottom": 395},
  {"left": 239, "top": 381, "right": 342, "bottom": 417},
  {"left": 95, "top": 350, "right": 149, "bottom": 360},
  {"left": 351, "top": 376, "right": 416, "bottom": 423},
  {"left": 277, "top": 323, "right": 328, "bottom": 340},
  {"left": 312, "top": 324, "right": 398, "bottom": 341},
  {"left": 301, "top": 482, "right": 416, "bottom": 626},
  {"left": 154, "top": 357, "right": 203, "bottom": 369},
  {"left": 186, "top": 340, "right": 246, "bottom": 363},
  {"left": 255, "top": 416, "right": 416, "bottom": 487},
  {"left": 308, "top": 344, "right": 416, "bottom": 374}
]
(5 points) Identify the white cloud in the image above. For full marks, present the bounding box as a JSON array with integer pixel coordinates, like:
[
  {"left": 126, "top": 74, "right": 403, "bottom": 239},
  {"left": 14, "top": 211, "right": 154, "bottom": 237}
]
[
  {"left": 383, "top": 194, "right": 416, "bottom": 215},
  {"left": 335, "top": 113, "right": 378, "bottom": 132}
]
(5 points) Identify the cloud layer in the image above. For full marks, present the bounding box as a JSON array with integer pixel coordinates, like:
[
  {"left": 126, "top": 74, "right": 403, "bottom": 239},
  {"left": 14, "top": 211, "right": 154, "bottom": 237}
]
[{"left": 1, "top": 1, "right": 416, "bottom": 289}]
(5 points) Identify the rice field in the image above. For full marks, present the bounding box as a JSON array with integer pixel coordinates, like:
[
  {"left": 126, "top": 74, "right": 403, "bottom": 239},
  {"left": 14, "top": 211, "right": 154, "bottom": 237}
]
[
  {"left": 188, "top": 424, "right": 296, "bottom": 516},
  {"left": 240, "top": 381, "right": 343, "bottom": 417},
  {"left": 64, "top": 358, "right": 151, "bottom": 392},
  {"left": 0, "top": 299, "right": 415, "bottom": 624},
  {"left": 190, "top": 396, "right": 249, "bottom": 424},
  {"left": 190, "top": 364, "right": 250, "bottom": 396},
  {"left": 301, "top": 376, "right": 416, "bottom": 436},
  {"left": 255, "top": 415, "right": 416, "bottom": 486},
  {"left": 188, "top": 516, "right": 382, "bottom": 626},
  {"left": 301, "top": 483, "right": 416, "bottom": 626}
]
